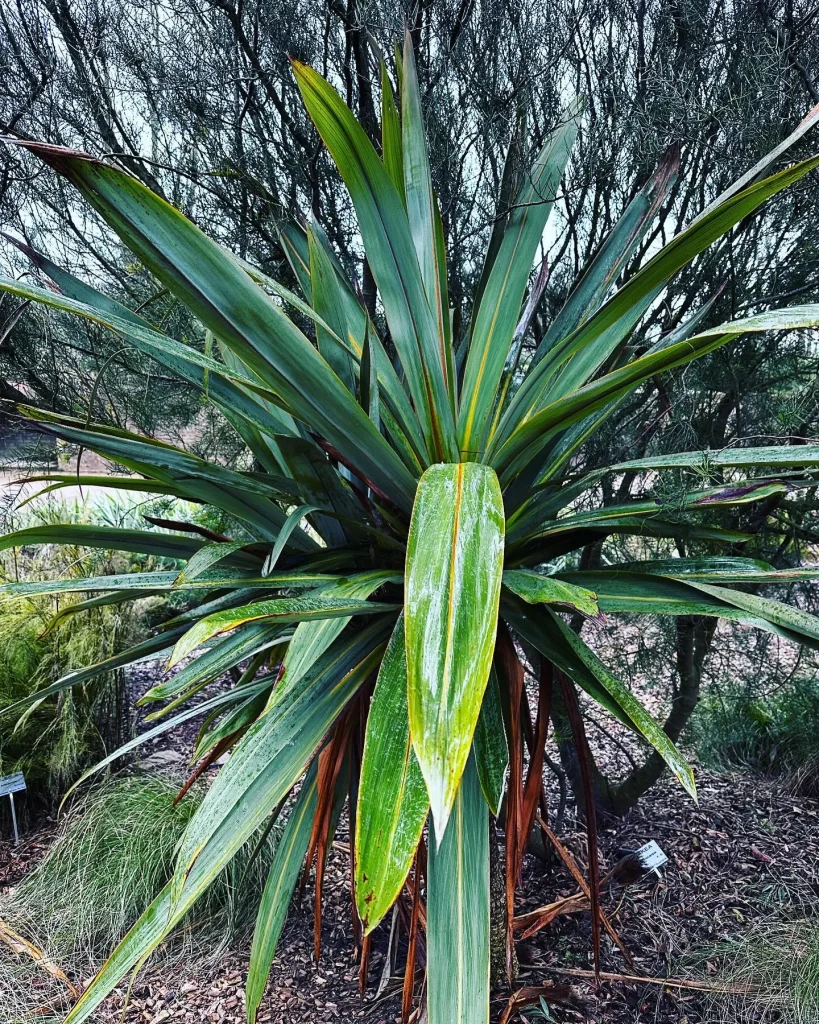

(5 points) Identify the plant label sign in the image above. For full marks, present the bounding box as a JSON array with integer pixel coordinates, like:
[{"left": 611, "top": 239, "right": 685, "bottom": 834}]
[
  {"left": 636, "top": 839, "right": 668, "bottom": 876},
  {"left": 0, "top": 772, "right": 26, "bottom": 798},
  {"left": 0, "top": 771, "right": 26, "bottom": 846}
]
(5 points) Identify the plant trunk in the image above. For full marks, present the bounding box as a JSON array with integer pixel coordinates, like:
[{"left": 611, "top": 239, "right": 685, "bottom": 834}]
[{"left": 489, "top": 815, "right": 517, "bottom": 984}]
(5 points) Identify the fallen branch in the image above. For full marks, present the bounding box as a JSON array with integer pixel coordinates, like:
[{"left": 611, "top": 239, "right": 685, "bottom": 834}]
[
  {"left": 513, "top": 893, "right": 589, "bottom": 939},
  {"left": 542, "top": 965, "right": 758, "bottom": 995}
]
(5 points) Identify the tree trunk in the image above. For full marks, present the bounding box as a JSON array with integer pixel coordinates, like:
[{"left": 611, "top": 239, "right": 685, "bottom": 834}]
[{"left": 552, "top": 615, "right": 716, "bottom": 818}]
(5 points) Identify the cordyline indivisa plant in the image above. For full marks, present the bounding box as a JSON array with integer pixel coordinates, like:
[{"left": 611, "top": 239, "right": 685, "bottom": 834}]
[{"left": 3, "top": 37, "right": 819, "bottom": 1024}]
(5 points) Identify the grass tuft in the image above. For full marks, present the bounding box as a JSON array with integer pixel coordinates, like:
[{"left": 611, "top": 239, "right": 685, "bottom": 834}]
[
  {"left": 0, "top": 774, "right": 280, "bottom": 1022},
  {"left": 688, "top": 918, "right": 819, "bottom": 1024}
]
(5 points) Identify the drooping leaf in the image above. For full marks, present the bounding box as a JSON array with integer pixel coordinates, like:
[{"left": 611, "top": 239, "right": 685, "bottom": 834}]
[
  {"left": 503, "top": 569, "right": 598, "bottom": 616},
  {"left": 355, "top": 614, "right": 428, "bottom": 933},
  {"left": 472, "top": 667, "right": 508, "bottom": 816},
  {"left": 246, "top": 764, "right": 318, "bottom": 1024},
  {"left": 549, "top": 612, "right": 696, "bottom": 799},
  {"left": 613, "top": 557, "right": 819, "bottom": 583},
  {"left": 610, "top": 444, "right": 819, "bottom": 473},
  {"left": 405, "top": 463, "right": 505, "bottom": 835},
  {"left": 682, "top": 579, "right": 819, "bottom": 646},
  {"left": 556, "top": 570, "right": 819, "bottom": 647}
]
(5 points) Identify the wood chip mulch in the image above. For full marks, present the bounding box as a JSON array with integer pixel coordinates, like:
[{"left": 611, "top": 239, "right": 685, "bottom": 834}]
[{"left": 3, "top": 765, "right": 817, "bottom": 1024}]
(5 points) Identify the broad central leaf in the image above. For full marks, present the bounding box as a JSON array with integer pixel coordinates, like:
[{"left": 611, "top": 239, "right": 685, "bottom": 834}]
[{"left": 405, "top": 462, "right": 505, "bottom": 836}]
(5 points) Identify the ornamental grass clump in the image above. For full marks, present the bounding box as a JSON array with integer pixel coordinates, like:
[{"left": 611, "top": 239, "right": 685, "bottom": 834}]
[{"left": 3, "top": 35, "right": 819, "bottom": 1024}]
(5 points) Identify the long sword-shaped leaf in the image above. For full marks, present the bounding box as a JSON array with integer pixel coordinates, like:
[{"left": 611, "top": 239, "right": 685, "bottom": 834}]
[
  {"left": 307, "top": 219, "right": 429, "bottom": 467},
  {"left": 10, "top": 140, "right": 417, "bottom": 512},
  {"left": 292, "top": 61, "right": 457, "bottom": 463},
  {"left": 277, "top": 220, "right": 312, "bottom": 298},
  {"left": 499, "top": 154, "right": 819, "bottom": 444},
  {"left": 170, "top": 622, "right": 391, "bottom": 904},
  {"left": 401, "top": 34, "right": 450, "bottom": 393},
  {"left": 246, "top": 765, "right": 318, "bottom": 1024},
  {"left": 0, "top": 273, "right": 309, "bottom": 465},
  {"left": 691, "top": 100, "right": 819, "bottom": 223},
  {"left": 63, "top": 625, "right": 387, "bottom": 1024},
  {"left": 556, "top": 570, "right": 819, "bottom": 647},
  {"left": 18, "top": 408, "right": 312, "bottom": 543},
  {"left": 458, "top": 102, "right": 580, "bottom": 456},
  {"left": 405, "top": 462, "right": 505, "bottom": 836},
  {"left": 0, "top": 569, "right": 333, "bottom": 599},
  {"left": 531, "top": 144, "right": 680, "bottom": 369},
  {"left": 610, "top": 444, "right": 819, "bottom": 472},
  {"left": 508, "top": 478, "right": 792, "bottom": 549},
  {"left": 426, "top": 755, "right": 490, "bottom": 1024},
  {"left": 1, "top": 230, "right": 156, "bottom": 327},
  {"left": 682, "top": 579, "right": 819, "bottom": 645},
  {"left": 0, "top": 523, "right": 207, "bottom": 561},
  {"left": 613, "top": 557, "right": 819, "bottom": 583},
  {"left": 355, "top": 614, "right": 428, "bottom": 933},
  {"left": 561, "top": 565, "right": 818, "bottom": 634},
  {"left": 491, "top": 304, "right": 819, "bottom": 481},
  {"left": 169, "top": 593, "right": 400, "bottom": 666}
]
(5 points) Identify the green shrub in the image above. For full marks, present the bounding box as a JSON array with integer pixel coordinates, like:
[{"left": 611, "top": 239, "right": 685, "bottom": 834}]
[
  {"left": 690, "top": 678, "right": 819, "bottom": 779},
  {"left": 0, "top": 596, "right": 134, "bottom": 799},
  {"left": 0, "top": 502, "right": 143, "bottom": 800}
]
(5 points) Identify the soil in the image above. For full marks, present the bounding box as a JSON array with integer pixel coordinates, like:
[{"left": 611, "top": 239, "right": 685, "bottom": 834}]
[{"left": 2, "top": 667, "right": 819, "bottom": 1024}]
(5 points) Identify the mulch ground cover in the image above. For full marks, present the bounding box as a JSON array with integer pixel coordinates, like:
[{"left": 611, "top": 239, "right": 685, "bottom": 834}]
[{"left": 3, "top": 762, "right": 818, "bottom": 1024}]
